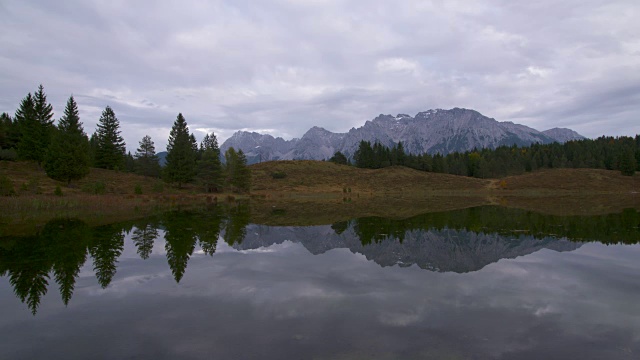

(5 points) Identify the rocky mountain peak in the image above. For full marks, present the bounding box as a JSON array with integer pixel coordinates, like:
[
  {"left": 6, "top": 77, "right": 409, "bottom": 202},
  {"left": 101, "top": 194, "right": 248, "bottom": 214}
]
[
  {"left": 220, "top": 108, "right": 585, "bottom": 164},
  {"left": 542, "top": 128, "right": 586, "bottom": 143},
  {"left": 304, "top": 126, "right": 333, "bottom": 137}
]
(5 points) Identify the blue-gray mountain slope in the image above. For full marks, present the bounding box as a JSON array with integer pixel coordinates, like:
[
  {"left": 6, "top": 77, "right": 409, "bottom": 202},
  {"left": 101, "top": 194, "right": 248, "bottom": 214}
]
[{"left": 221, "top": 108, "right": 585, "bottom": 163}]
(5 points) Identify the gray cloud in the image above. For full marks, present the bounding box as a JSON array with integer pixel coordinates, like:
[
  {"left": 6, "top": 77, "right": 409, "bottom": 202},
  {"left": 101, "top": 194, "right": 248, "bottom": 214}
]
[{"left": 1, "top": 0, "right": 638, "bottom": 152}]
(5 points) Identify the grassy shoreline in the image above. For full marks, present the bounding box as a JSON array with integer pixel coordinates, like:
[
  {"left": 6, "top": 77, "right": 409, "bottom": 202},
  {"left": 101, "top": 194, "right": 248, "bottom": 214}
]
[{"left": 1, "top": 160, "right": 639, "bottom": 234}]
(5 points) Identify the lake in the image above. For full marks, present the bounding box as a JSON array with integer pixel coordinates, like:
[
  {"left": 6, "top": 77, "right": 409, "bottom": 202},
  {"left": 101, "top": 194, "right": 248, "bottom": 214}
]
[{"left": 1, "top": 205, "right": 639, "bottom": 359}]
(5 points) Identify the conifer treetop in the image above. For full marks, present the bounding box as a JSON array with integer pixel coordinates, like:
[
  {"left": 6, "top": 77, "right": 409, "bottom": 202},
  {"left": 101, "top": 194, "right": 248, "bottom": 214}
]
[
  {"left": 94, "top": 105, "right": 126, "bottom": 170},
  {"left": 58, "top": 96, "right": 83, "bottom": 134},
  {"left": 34, "top": 84, "right": 54, "bottom": 127}
]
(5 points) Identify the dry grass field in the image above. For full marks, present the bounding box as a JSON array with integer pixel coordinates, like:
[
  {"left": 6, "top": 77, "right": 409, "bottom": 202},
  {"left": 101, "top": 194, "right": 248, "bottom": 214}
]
[
  {"left": 0, "top": 161, "right": 226, "bottom": 234},
  {"left": 250, "top": 160, "right": 489, "bottom": 195},
  {"left": 488, "top": 168, "right": 640, "bottom": 193},
  {"left": 1, "top": 160, "right": 638, "bottom": 233}
]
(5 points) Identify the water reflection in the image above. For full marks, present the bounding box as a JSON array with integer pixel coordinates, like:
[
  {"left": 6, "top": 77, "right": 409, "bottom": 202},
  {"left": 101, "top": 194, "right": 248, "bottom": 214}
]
[
  {"left": 131, "top": 221, "right": 158, "bottom": 260},
  {"left": 239, "top": 225, "right": 582, "bottom": 272},
  {"left": 0, "top": 219, "right": 91, "bottom": 314},
  {"left": 346, "top": 206, "right": 640, "bottom": 245},
  {"left": 0, "top": 205, "right": 638, "bottom": 315}
]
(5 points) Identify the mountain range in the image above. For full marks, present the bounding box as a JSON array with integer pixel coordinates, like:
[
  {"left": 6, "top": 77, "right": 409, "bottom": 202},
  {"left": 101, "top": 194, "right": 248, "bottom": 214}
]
[{"left": 220, "top": 108, "right": 584, "bottom": 164}]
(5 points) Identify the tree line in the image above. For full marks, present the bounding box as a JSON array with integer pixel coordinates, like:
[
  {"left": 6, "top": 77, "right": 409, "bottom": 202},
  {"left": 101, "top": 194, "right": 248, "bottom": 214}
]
[
  {"left": 333, "top": 135, "right": 640, "bottom": 177},
  {"left": 0, "top": 85, "right": 250, "bottom": 192}
]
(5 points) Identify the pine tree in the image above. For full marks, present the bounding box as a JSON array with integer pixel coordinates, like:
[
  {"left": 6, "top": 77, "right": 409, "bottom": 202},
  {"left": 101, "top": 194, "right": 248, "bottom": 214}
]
[
  {"left": 329, "top": 151, "right": 348, "bottom": 165},
  {"left": 0, "top": 112, "right": 10, "bottom": 149},
  {"left": 3, "top": 112, "right": 21, "bottom": 151},
  {"left": 94, "top": 106, "right": 126, "bottom": 170},
  {"left": 467, "top": 152, "right": 481, "bottom": 177},
  {"left": 224, "top": 147, "right": 238, "bottom": 186},
  {"left": 165, "top": 113, "right": 196, "bottom": 187},
  {"left": 33, "top": 84, "right": 55, "bottom": 152},
  {"left": 88, "top": 132, "right": 98, "bottom": 166},
  {"left": 393, "top": 141, "right": 406, "bottom": 166},
  {"left": 124, "top": 151, "right": 136, "bottom": 173},
  {"left": 14, "top": 93, "right": 41, "bottom": 162},
  {"left": 236, "top": 149, "right": 251, "bottom": 192},
  {"left": 200, "top": 132, "right": 219, "bottom": 152},
  {"left": 43, "top": 96, "right": 91, "bottom": 183},
  {"left": 13, "top": 86, "right": 55, "bottom": 164},
  {"left": 224, "top": 147, "right": 251, "bottom": 193},
  {"left": 197, "top": 132, "right": 223, "bottom": 192},
  {"left": 190, "top": 133, "right": 200, "bottom": 161},
  {"left": 353, "top": 140, "right": 374, "bottom": 168},
  {"left": 33, "top": 85, "right": 54, "bottom": 127},
  {"left": 620, "top": 147, "right": 636, "bottom": 176},
  {"left": 135, "top": 135, "right": 161, "bottom": 177}
]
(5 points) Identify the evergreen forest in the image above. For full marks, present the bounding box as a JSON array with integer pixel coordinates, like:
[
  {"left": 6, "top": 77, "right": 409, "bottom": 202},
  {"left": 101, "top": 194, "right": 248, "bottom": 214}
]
[
  {"left": 0, "top": 85, "right": 250, "bottom": 193},
  {"left": 344, "top": 135, "right": 640, "bottom": 178}
]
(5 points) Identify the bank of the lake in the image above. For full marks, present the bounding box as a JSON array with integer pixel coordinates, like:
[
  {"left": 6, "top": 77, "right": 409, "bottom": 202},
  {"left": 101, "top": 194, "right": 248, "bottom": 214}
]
[{"left": 1, "top": 160, "right": 639, "bottom": 234}]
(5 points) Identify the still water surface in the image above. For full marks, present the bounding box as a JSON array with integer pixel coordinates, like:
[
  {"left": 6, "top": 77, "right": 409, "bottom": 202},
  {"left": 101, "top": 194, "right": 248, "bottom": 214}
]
[{"left": 1, "top": 206, "right": 639, "bottom": 359}]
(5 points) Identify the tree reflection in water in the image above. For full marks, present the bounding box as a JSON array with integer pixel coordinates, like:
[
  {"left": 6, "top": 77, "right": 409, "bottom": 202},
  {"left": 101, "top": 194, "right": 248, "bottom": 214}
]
[{"left": 1, "top": 205, "right": 638, "bottom": 314}]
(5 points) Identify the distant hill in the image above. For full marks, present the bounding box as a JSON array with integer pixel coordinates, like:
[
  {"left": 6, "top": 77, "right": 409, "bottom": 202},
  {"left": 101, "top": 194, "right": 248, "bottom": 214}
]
[
  {"left": 221, "top": 108, "right": 585, "bottom": 164},
  {"left": 541, "top": 127, "right": 585, "bottom": 142},
  {"left": 156, "top": 151, "right": 167, "bottom": 167}
]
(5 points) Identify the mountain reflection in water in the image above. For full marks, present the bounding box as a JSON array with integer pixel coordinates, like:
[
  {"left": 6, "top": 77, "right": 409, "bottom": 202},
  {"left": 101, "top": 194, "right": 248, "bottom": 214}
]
[
  {"left": 1, "top": 205, "right": 640, "bottom": 359},
  {"left": 1, "top": 205, "right": 638, "bottom": 315}
]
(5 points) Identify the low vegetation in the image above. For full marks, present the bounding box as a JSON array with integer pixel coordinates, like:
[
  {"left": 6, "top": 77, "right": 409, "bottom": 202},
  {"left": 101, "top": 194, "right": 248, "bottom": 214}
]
[
  {"left": 0, "top": 161, "right": 234, "bottom": 233},
  {"left": 250, "top": 160, "right": 639, "bottom": 196},
  {"left": 248, "top": 160, "right": 639, "bottom": 222},
  {"left": 0, "top": 159, "right": 638, "bottom": 234}
]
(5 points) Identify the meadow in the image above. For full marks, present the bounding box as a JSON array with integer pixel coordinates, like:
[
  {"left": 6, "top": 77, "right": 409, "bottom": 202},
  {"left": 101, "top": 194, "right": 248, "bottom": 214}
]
[{"left": 1, "top": 160, "right": 638, "bottom": 234}]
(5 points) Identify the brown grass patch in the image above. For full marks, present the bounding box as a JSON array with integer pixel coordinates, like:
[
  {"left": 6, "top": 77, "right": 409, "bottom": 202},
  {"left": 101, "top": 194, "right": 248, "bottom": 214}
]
[
  {"left": 250, "top": 160, "right": 489, "bottom": 195},
  {"left": 2, "top": 160, "right": 639, "bottom": 232},
  {"left": 487, "top": 168, "right": 640, "bottom": 194}
]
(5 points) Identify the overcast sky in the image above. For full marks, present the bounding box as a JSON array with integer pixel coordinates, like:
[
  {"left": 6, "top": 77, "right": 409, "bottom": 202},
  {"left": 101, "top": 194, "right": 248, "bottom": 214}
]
[{"left": 1, "top": 0, "right": 639, "bottom": 152}]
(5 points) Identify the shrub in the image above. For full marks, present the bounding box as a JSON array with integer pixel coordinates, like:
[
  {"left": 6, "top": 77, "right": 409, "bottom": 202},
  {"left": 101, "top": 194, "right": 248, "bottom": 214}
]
[
  {"left": 21, "top": 178, "right": 42, "bottom": 194},
  {"left": 54, "top": 185, "right": 63, "bottom": 196},
  {"left": 82, "top": 181, "right": 106, "bottom": 194},
  {"left": 134, "top": 184, "right": 143, "bottom": 195},
  {"left": 0, "top": 148, "right": 18, "bottom": 161},
  {"left": 271, "top": 171, "right": 287, "bottom": 179},
  {"left": 95, "top": 182, "right": 106, "bottom": 194},
  {"left": 153, "top": 181, "right": 164, "bottom": 193},
  {"left": 0, "top": 175, "right": 16, "bottom": 196}
]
